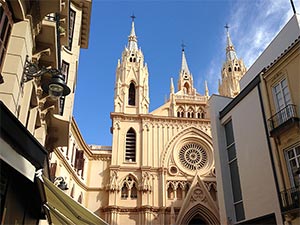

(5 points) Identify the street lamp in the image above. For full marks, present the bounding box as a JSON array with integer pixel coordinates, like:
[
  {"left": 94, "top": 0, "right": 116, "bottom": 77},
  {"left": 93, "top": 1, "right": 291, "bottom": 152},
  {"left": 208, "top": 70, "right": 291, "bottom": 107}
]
[
  {"left": 23, "top": 57, "right": 71, "bottom": 98},
  {"left": 54, "top": 177, "right": 69, "bottom": 190}
]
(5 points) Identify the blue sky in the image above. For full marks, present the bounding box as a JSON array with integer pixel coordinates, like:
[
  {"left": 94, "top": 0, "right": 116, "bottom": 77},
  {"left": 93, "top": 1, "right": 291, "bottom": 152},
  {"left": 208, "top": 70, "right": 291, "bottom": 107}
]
[{"left": 73, "top": 0, "right": 300, "bottom": 146}]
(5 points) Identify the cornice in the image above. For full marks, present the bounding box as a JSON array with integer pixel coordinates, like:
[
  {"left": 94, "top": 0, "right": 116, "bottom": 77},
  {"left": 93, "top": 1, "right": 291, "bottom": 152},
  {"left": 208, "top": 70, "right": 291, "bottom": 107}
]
[
  {"left": 71, "top": 117, "right": 112, "bottom": 160},
  {"left": 110, "top": 112, "right": 211, "bottom": 125},
  {"left": 54, "top": 147, "right": 102, "bottom": 192}
]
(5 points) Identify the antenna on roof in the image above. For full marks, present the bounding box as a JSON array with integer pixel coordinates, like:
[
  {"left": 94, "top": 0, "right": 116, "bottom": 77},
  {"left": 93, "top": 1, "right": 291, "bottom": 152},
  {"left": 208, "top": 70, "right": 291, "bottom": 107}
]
[{"left": 290, "top": 0, "right": 296, "bottom": 14}]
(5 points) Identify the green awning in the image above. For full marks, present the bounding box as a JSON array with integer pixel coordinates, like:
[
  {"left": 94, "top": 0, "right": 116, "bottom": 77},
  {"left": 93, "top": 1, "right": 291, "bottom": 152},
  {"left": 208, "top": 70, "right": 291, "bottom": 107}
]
[{"left": 41, "top": 176, "right": 108, "bottom": 225}]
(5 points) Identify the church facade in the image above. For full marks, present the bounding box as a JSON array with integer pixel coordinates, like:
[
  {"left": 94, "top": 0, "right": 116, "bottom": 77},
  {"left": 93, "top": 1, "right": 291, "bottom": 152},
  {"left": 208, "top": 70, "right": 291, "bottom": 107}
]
[{"left": 49, "top": 18, "right": 246, "bottom": 225}]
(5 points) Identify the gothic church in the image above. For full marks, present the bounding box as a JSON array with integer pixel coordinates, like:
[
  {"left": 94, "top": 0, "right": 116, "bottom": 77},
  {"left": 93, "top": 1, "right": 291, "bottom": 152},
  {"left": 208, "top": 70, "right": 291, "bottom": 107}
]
[{"left": 50, "top": 17, "right": 246, "bottom": 225}]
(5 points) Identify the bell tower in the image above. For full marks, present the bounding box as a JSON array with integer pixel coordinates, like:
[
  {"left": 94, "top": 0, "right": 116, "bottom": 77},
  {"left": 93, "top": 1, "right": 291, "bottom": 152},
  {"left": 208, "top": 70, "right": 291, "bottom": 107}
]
[
  {"left": 114, "top": 15, "right": 149, "bottom": 114},
  {"left": 219, "top": 25, "right": 246, "bottom": 98}
]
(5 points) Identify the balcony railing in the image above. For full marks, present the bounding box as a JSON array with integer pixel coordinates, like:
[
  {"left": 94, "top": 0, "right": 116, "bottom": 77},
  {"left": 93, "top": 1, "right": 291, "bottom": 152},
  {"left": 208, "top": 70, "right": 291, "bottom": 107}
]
[
  {"left": 268, "top": 104, "right": 299, "bottom": 135},
  {"left": 280, "top": 186, "right": 300, "bottom": 212}
]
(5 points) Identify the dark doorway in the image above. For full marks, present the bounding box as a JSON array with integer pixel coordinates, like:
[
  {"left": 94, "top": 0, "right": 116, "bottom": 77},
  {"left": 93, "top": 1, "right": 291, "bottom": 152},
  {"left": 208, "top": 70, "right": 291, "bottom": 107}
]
[{"left": 188, "top": 214, "right": 207, "bottom": 225}]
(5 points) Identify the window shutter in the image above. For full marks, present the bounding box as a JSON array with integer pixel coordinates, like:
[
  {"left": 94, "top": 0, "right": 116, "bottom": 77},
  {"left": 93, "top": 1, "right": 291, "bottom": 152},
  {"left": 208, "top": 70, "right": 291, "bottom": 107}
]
[{"left": 50, "top": 162, "right": 57, "bottom": 182}]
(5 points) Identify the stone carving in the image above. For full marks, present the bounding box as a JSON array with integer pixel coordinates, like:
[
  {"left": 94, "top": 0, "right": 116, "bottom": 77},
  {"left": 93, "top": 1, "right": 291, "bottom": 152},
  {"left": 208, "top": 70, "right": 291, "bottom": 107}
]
[
  {"left": 107, "top": 170, "right": 119, "bottom": 191},
  {"left": 191, "top": 187, "right": 206, "bottom": 202},
  {"left": 141, "top": 172, "right": 152, "bottom": 192}
]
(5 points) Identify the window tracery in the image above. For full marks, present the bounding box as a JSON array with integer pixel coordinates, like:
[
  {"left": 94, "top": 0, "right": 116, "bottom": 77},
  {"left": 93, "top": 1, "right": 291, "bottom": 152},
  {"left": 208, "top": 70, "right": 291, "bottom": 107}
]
[{"left": 121, "top": 175, "right": 138, "bottom": 199}]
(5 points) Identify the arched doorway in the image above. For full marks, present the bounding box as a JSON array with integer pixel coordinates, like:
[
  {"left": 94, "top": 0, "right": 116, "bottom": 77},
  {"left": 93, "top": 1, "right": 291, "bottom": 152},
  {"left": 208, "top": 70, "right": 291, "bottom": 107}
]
[{"left": 188, "top": 214, "right": 208, "bottom": 225}]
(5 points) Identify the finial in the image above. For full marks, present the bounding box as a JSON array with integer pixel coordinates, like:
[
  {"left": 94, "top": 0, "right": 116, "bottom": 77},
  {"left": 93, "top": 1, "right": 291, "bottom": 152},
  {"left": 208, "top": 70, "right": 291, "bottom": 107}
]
[
  {"left": 170, "top": 77, "right": 174, "bottom": 94},
  {"left": 224, "top": 24, "right": 229, "bottom": 33},
  {"left": 130, "top": 13, "right": 136, "bottom": 22},
  {"left": 205, "top": 80, "right": 209, "bottom": 96},
  {"left": 181, "top": 40, "right": 186, "bottom": 51}
]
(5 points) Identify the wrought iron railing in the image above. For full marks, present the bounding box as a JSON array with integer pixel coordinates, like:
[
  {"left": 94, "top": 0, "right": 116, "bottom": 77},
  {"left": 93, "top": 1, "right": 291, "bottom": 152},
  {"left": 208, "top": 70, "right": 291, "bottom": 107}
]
[
  {"left": 268, "top": 104, "right": 298, "bottom": 131},
  {"left": 280, "top": 186, "right": 300, "bottom": 212}
]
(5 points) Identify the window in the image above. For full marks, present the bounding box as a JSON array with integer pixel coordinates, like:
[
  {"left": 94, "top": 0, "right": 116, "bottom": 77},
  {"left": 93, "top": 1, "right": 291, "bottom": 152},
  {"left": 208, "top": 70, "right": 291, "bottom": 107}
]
[
  {"left": 273, "top": 78, "right": 291, "bottom": 112},
  {"left": 78, "top": 192, "right": 83, "bottom": 204},
  {"left": 177, "top": 185, "right": 183, "bottom": 199},
  {"left": 167, "top": 185, "right": 174, "bottom": 200},
  {"left": 177, "top": 107, "right": 184, "bottom": 118},
  {"left": 75, "top": 150, "right": 85, "bottom": 178},
  {"left": 130, "top": 183, "right": 137, "bottom": 199},
  {"left": 121, "top": 183, "right": 129, "bottom": 199},
  {"left": 59, "top": 61, "right": 69, "bottom": 115},
  {"left": 272, "top": 78, "right": 292, "bottom": 124},
  {"left": 286, "top": 145, "right": 300, "bottom": 187},
  {"left": 224, "top": 120, "right": 245, "bottom": 222},
  {"left": 67, "top": 8, "right": 76, "bottom": 50},
  {"left": 121, "top": 176, "right": 138, "bottom": 200},
  {"left": 125, "top": 128, "right": 136, "bottom": 162},
  {"left": 50, "top": 162, "right": 57, "bottom": 182},
  {"left": 0, "top": 2, "right": 13, "bottom": 81},
  {"left": 128, "top": 82, "right": 136, "bottom": 106}
]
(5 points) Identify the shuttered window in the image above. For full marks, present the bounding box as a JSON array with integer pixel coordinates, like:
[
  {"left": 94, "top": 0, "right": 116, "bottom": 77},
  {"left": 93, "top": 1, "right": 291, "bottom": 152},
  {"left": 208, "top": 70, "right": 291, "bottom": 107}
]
[{"left": 125, "top": 128, "right": 136, "bottom": 162}]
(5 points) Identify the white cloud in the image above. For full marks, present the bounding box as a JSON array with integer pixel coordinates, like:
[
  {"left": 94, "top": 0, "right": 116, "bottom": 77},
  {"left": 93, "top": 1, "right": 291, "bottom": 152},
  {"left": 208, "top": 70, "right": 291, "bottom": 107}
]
[
  {"left": 229, "top": 0, "right": 299, "bottom": 68},
  {"left": 200, "top": 0, "right": 300, "bottom": 95}
]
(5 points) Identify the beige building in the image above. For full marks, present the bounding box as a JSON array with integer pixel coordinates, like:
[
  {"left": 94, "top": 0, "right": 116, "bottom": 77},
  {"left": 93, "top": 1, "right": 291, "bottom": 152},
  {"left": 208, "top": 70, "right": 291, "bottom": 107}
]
[
  {"left": 0, "top": 0, "right": 108, "bottom": 224},
  {"left": 210, "top": 13, "right": 300, "bottom": 225}
]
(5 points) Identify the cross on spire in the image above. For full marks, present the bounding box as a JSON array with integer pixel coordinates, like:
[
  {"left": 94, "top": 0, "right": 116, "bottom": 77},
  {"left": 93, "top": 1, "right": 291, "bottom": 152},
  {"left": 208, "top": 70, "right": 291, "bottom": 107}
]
[
  {"left": 181, "top": 41, "right": 186, "bottom": 51},
  {"left": 224, "top": 24, "right": 229, "bottom": 33},
  {"left": 130, "top": 13, "right": 136, "bottom": 22}
]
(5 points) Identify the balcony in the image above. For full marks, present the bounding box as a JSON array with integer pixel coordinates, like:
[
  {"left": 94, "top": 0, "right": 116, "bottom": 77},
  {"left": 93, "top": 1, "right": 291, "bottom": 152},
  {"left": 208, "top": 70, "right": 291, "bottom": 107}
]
[
  {"left": 268, "top": 104, "right": 299, "bottom": 137},
  {"left": 280, "top": 187, "right": 300, "bottom": 212}
]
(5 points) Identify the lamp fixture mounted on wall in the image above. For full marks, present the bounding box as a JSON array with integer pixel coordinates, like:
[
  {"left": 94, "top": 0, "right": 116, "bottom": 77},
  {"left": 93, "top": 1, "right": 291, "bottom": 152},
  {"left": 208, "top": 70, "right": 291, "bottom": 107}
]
[
  {"left": 54, "top": 176, "right": 69, "bottom": 190},
  {"left": 23, "top": 57, "right": 71, "bottom": 98}
]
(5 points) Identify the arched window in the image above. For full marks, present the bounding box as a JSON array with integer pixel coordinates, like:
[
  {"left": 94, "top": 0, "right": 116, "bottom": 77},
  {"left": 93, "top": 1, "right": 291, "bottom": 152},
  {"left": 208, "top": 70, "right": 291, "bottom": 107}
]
[
  {"left": 128, "top": 82, "right": 136, "bottom": 106},
  {"left": 187, "top": 112, "right": 191, "bottom": 118},
  {"left": 121, "top": 183, "right": 129, "bottom": 199},
  {"left": 78, "top": 192, "right": 83, "bottom": 204},
  {"left": 177, "top": 107, "right": 184, "bottom": 118},
  {"left": 130, "top": 183, "right": 138, "bottom": 199},
  {"left": 177, "top": 185, "right": 183, "bottom": 199},
  {"left": 70, "top": 184, "right": 75, "bottom": 198},
  {"left": 184, "top": 82, "right": 190, "bottom": 94},
  {"left": 167, "top": 185, "right": 174, "bottom": 200},
  {"left": 121, "top": 175, "right": 138, "bottom": 200},
  {"left": 228, "top": 67, "right": 232, "bottom": 72},
  {"left": 125, "top": 128, "right": 136, "bottom": 162}
]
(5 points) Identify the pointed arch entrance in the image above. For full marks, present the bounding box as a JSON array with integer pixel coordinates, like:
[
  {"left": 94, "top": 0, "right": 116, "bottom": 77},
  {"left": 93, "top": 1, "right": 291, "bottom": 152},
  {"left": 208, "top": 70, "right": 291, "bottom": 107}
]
[
  {"left": 188, "top": 214, "right": 207, "bottom": 225},
  {"left": 179, "top": 204, "right": 219, "bottom": 225}
]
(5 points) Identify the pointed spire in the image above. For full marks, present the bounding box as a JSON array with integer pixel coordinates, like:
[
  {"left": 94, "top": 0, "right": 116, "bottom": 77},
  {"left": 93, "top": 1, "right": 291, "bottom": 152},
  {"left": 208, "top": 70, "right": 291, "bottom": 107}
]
[
  {"left": 225, "top": 24, "right": 237, "bottom": 61},
  {"left": 170, "top": 77, "right": 174, "bottom": 94},
  {"left": 205, "top": 80, "right": 209, "bottom": 96},
  {"left": 181, "top": 42, "right": 190, "bottom": 74},
  {"left": 128, "top": 14, "right": 138, "bottom": 51}
]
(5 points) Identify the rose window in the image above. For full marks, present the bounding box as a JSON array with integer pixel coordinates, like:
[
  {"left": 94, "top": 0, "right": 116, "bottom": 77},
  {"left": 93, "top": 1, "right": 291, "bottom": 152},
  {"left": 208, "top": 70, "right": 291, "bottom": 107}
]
[{"left": 179, "top": 143, "right": 207, "bottom": 170}]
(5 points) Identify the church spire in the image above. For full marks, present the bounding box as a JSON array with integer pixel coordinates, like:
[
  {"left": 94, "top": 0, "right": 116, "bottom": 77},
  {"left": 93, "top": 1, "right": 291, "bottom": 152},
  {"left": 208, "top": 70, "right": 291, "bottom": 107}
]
[
  {"left": 225, "top": 24, "right": 237, "bottom": 61},
  {"left": 128, "top": 14, "right": 138, "bottom": 51},
  {"left": 181, "top": 43, "right": 190, "bottom": 74},
  {"left": 219, "top": 24, "right": 247, "bottom": 98}
]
